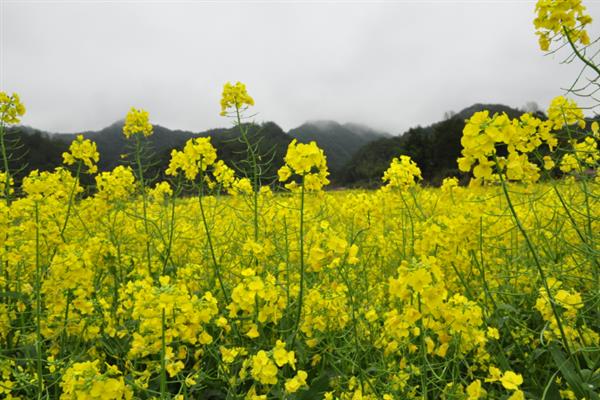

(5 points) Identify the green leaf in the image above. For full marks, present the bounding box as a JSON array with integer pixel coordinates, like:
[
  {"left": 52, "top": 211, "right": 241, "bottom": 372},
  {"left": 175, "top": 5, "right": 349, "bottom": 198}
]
[{"left": 549, "top": 344, "right": 600, "bottom": 400}]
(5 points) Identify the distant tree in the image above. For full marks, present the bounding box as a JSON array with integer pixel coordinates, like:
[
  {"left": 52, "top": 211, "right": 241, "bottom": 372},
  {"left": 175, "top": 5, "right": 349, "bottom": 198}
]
[
  {"left": 340, "top": 103, "right": 531, "bottom": 187},
  {"left": 443, "top": 110, "right": 456, "bottom": 120}
]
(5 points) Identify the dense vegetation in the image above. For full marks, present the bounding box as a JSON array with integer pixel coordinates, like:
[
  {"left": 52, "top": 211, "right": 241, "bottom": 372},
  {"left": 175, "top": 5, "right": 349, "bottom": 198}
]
[
  {"left": 5, "top": 104, "right": 547, "bottom": 190},
  {"left": 0, "top": 1, "right": 599, "bottom": 399}
]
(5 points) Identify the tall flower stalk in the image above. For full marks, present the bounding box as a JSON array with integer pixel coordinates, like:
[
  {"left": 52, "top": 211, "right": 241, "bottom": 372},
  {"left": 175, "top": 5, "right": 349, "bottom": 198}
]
[
  {"left": 0, "top": 92, "right": 25, "bottom": 205},
  {"left": 60, "top": 135, "right": 99, "bottom": 241},
  {"left": 277, "top": 139, "right": 329, "bottom": 342},
  {"left": 166, "top": 136, "right": 233, "bottom": 303},
  {"left": 123, "top": 107, "right": 154, "bottom": 276},
  {"left": 220, "top": 81, "right": 261, "bottom": 241}
]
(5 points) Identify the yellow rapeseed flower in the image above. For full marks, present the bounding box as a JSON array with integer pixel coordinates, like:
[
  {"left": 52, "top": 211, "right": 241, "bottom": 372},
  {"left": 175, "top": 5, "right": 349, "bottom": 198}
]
[
  {"left": 278, "top": 139, "right": 330, "bottom": 191},
  {"left": 122, "top": 107, "right": 153, "bottom": 138},
  {"left": 382, "top": 155, "right": 422, "bottom": 191},
  {"left": 500, "top": 371, "right": 523, "bottom": 391},
  {"left": 0, "top": 92, "right": 26, "bottom": 125},
  {"left": 62, "top": 134, "right": 100, "bottom": 174},
  {"left": 284, "top": 370, "right": 308, "bottom": 393},
  {"left": 220, "top": 81, "right": 255, "bottom": 116},
  {"left": 251, "top": 350, "right": 278, "bottom": 385},
  {"left": 466, "top": 380, "right": 485, "bottom": 400},
  {"left": 534, "top": 0, "right": 592, "bottom": 51}
]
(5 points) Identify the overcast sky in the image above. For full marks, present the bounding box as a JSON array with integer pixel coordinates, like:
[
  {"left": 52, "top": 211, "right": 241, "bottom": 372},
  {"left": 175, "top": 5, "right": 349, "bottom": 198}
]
[{"left": 2, "top": 0, "right": 600, "bottom": 135}]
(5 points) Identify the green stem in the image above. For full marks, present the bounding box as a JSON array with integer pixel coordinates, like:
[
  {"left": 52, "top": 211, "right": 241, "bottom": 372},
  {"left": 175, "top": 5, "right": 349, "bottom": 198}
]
[
  {"left": 0, "top": 119, "right": 12, "bottom": 206},
  {"left": 0, "top": 119, "right": 11, "bottom": 346},
  {"left": 495, "top": 160, "right": 573, "bottom": 355},
  {"left": 399, "top": 190, "right": 415, "bottom": 257},
  {"left": 162, "top": 178, "right": 179, "bottom": 275},
  {"left": 198, "top": 175, "right": 230, "bottom": 304},
  {"left": 291, "top": 178, "right": 305, "bottom": 344},
  {"left": 160, "top": 308, "right": 167, "bottom": 399},
  {"left": 35, "top": 201, "right": 44, "bottom": 398},
  {"left": 60, "top": 290, "right": 72, "bottom": 358},
  {"left": 60, "top": 162, "right": 82, "bottom": 241},
  {"left": 134, "top": 134, "right": 152, "bottom": 276},
  {"left": 235, "top": 106, "right": 259, "bottom": 241},
  {"left": 418, "top": 294, "right": 428, "bottom": 400},
  {"left": 563, "top": 26, "right": 600, "bottom": 77}
]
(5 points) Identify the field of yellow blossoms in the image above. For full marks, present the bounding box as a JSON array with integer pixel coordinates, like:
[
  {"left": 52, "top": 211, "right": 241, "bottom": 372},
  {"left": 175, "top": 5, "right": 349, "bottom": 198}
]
[{"left": 1, "top": 1, "right": 600, "bottom": 399}]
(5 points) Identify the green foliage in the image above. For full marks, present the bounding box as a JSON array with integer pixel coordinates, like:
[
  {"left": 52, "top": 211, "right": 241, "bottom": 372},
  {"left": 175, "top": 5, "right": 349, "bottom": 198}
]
[
  {"left": 6, "top": 103, "right": 564, "bottom": 190},
  {"left": 340, "top": 104, "right": 544, "bottom": 187}
]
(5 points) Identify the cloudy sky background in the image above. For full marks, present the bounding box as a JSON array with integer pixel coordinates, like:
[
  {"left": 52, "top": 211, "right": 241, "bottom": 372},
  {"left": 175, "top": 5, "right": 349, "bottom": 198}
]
[{"left": 2, "top": 0, "right": 600, "bottom": 135}]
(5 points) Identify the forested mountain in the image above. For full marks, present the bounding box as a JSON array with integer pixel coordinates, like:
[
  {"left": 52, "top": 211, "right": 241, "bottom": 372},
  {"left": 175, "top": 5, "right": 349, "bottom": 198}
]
[
  {"left": 339, "top": 104, "right": 547, "bottom": 187},
  {"left": 5, "top": 102, "right": 569, "bottom": 190},
  {"left": 3, "top": 119, "right": 388, "bottom": 187}
]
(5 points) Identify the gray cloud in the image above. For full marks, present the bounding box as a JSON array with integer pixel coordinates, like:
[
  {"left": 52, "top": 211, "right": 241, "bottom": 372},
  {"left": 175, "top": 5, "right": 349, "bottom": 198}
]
[{"left": 2, "top": 0, "right": 599, "bottom": 135}]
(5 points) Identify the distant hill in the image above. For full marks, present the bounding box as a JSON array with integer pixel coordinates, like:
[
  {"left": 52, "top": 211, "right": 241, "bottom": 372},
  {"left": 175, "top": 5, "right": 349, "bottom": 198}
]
[
  {"left": 4, "top": 118, "right": 387, "bottom": 188},
  {"left": 53, "top": 121, "right": 292, "bottom": 185},
  {"left": 339, "top": 104, "right": 542, "bottom": 187},
  {"left": 58, "top": 121, "right": 200, "bottom": 171},
  {"left": 288, "top": 120, "right": 391, "bottom": 174},
  {"left": 5, "top": 103, "right": 566, "bottom": 191}
]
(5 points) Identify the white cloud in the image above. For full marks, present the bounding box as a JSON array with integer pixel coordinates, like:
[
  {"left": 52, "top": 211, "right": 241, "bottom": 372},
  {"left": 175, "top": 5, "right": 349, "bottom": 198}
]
[{"left": 2, "top": 0, "right": 599, "bottom": 134}]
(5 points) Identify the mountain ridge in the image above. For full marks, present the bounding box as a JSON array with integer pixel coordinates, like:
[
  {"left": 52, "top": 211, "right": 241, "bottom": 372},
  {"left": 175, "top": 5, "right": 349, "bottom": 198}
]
[
  {"left": 17, "top": 118, "right": 390, "bottom": 173},
  {"left": 4, "top": 102, "right": 551, "bottom": 188}
]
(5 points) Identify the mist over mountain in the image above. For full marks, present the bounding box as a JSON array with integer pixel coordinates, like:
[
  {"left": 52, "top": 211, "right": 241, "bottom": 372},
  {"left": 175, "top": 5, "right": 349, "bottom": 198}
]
[
  {"left": 51, "top": 119, "right": 389, "bottom": 175},
  {"left": 289, "top": 120, "right": 391, "bottom": 172}
]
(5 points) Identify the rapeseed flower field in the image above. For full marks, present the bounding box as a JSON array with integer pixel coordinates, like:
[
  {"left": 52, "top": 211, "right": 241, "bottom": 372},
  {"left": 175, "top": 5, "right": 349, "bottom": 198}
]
[{"left": 0, "top": 1, "right": 599, "bottom": 398}]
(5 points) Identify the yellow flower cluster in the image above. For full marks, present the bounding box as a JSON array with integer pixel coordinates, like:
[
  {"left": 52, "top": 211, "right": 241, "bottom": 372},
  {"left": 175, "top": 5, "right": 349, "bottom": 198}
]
[
  {"left": 534, "top": 0, "right": 592, "bottom": 51},
  {"left": 220, "top": 81, "right": 255, "bottom": 116},
  {"left": 250, "top": 350, "right": 278, "bottom": 385},
  {"left": 285, "top": 370, "right": 308, "bottom": 393},
  {"left": 121, "top": 276, "right": 218, "bottom": 360},
  {"left": 42, "top": 241, "right": 107, "bottom": 340},
  {"left": 22, "top": 168, "right": 83, "bottom": 201},
  {"left": 440, "top": 176, "right": 459, "bottom": 192},
  {"left": 560, "top": 136, "right": 599, "bottom": 173},
  {"left": 458, "top": 105, "right": 559, "bottom": 184},
  {"left": 546, "top": 95, "right": 586, "bottom": 130},
  {"left": 535, "top": 279, "right": 598, "bottom": 348},
  {"left": 385, "top": 258, "right": 486, "bottom": 357},
  {"left": 95, "top": 166, "right": 136, "bottom": 201},
  {"left": 62, "top": 134, "right": 100, "bottom": 174},
  {"left": 0, "top": 166, "right": 598, "bottom": 398},
  {"left": 485, "top": 368, "right": 524, "bottom": 400},
  {"left": 208, "top": 159, "right": 253, "bottom": 195},
  {"left": 0, "top": 172, "right": 14, "bottom": 198},
  {"left": 466, "top": 380, "right": 485, "bottom": 400},
  {"left": 278, "top": 139, "right": 330, "bottom": 191},
  {"left": 122, "top": 107, "right": 153, "bottom": 138},
  {"left": 273, "top": 340, "right": 296, "bottom": 368},
  {"left": 304, "top": 222, "right": 360, "bottom": 271},
  {"left": 0, "top": 92, "right": 26, "bottom": 125},
  {"left": 300, "top": 284, "right": 350, "bottom": 340},
  {"left": 59, "top": 361, "right": 132, "bottom": 400},
  {"left": 228, "top": 269, "right": 287, "bottom": 331},
  {"left": 0, "top": 360, "right": 18, "bottom": 399},
  {"left": 246, "top": 340, "right": 298, "bottom": 389},
  {"left": 166, "top": 136, "right": 251, "bottom": 193},
  {"left": 148, "top": 181, "right": 173, "bottom": 201},
  {"left": 381, "top": 155, "right": 422, "bottom": 191},
  {"left": 4, "top": 32, "right": 600, "bottom": 397},
  {"left": 166, "top": 137, "right": 218, "bottom": 180},
  {"left": 459, "top": 96, "right": 599, "bottom": 182}
]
